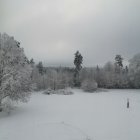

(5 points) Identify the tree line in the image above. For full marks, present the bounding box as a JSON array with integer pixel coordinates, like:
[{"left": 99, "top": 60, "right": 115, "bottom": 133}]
[
  {"left": 0, "top": 33, "right": 140, "bottom": 111},
  {"left": 33, "top": 51, "right": 140, "bottom": 91}
]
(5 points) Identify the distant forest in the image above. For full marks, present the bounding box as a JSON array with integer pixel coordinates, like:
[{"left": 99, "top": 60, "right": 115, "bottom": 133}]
[
  {"left": 1, "top": 33, "right": 140, "bottom": 95},
  {"left": 32, "top": 47, "right": 140, "bottom": 91}
]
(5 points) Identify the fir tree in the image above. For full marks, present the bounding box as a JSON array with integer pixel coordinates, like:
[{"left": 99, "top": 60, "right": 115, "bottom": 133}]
[
  {"left": 115, "top": 55, "right": 123, "bottom": 73},
  {"left": 73, "top": 51, "right": 83, "bottom": 87},
  {"left": 36, "top": 61, "right": 44, "bottom": 75}
]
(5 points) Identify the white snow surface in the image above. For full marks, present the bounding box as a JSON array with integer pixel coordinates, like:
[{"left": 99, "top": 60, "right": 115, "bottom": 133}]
[{"left": 0, "top": 89, "right": 140, "bottom": 140}]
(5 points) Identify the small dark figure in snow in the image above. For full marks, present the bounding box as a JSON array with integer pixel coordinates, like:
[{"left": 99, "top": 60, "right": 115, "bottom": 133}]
[{"left": 127, "top": 98, "right": 129, "bottom": 108}]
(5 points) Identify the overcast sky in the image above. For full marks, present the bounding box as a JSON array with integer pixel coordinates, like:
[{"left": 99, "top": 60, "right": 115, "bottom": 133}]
[{"left": 1, "top": 0, "right": 140, "bottom": 66}]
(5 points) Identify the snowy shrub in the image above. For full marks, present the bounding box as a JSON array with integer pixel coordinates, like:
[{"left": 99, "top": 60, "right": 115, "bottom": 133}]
[
  {"left": 54, "top": 88, "right": 74, "bottom": 95},
  {"left": 43, "top": 88, "right": 73, "bottom": 95},
  {"left": 2, "top": 97, "right": 15, "bottom": 114},
  {"left": 43, "top": 88, "right": 54, "bottom": 95},
  {"left": 81, "top": 79, "right": 98, "bottom": 92}
]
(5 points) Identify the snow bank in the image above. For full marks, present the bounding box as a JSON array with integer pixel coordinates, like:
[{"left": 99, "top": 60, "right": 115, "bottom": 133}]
[{"left": 0, "top": 89, "right": 140, "bottom": 140}]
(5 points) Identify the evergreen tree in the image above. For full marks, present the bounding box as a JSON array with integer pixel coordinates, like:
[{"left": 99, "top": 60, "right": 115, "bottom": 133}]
[
  {"left": 95, "top": 65, "right": 101, "bottom": 87},
  {"left": 115, "top": 55, "right": 123, "bottom": 73},
  {"left": 125, "top": 66, "right": 128, "bottom": 74},
  {"left": 73, "top": 51, "right": 83, "bottom": 87},
  {"left": 30, "top": 58, "right": 35, "bottom": 65},
  {"left": 115, "top": 55, "right": 123, "bottom": 67},
  {"left": 36, "top": 61, "right": 44, "bottom": 75}
]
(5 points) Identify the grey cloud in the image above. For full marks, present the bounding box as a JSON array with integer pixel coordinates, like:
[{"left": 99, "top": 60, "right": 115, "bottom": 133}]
[{"left": 1, "top": 0, "right": 140, "bottom": 66}]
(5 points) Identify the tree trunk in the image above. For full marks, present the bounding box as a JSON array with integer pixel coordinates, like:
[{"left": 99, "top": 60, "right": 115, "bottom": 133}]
[{"left": 0, "top": 100, "right": 2, "bottom": 112}]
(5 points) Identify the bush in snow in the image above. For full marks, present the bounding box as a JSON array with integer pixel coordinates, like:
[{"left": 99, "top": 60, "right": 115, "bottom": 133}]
[
  {"left": 81, "top": 79, "right": 98, "bottom": 92},
  {"left": 54, "top": 88, "right": 73, "bottom": 95},
  {"left": 43, "top": 88, "right": 73, "bottom": 95},
  {"left": 0, "top": 33, "right": 33, "bottom": 111},
  {"left": 43, "top": 88, "right": 54, "bottom": 95},
  {"left": 1, "top": 97, "right": 15, "bottom": 114}
]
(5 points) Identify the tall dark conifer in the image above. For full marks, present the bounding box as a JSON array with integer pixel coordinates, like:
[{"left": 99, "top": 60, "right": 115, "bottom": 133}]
[
  {"left": 115, "top": 55, "right": 123, "bottom": 73},
  {"left": 37, "top": 61, "right": 44, "bottom": 75},
  {"left": 73, "top": 51, "right": 83, "bottom": 87}
]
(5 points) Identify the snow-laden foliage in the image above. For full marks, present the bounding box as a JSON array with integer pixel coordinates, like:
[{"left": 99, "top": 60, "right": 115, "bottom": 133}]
[
  {"left": 129, "top": 53, "right": 140, "bottom": 88},
  {"left": 32, "top": 66, "right": 73, "bottom": 90},
  {"left": 0, "top": 33, "right": 32, "bottom": 109},
  {"left": 81, "top": 79, "right": 98, "bottom": 92},
  {"left": 30, "top": 52, "right": 140, "bottom": 90},
  {"left": 1, "top": 97, "right": 14, "bottom": 114},
  {"left": 129, "top": 53, "right": 140, "bottom": 73},
  {"left": 43, "top": 88, "right": 73, "bottom": 95}
]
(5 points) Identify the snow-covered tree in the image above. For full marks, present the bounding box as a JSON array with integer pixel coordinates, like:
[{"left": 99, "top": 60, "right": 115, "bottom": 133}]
[
  {"left": 74, "top": 51, "right": 83, "bottom": 87},
  {"left": 0, "top": 33, "right": 32, "bottom": 111},
  {"left": 115, "top": 55, "right": 123, "bottom": 73},
  {"left": 36, "top": 61, "right": 44, "bottom": 75},
  {"left": 129, "top": 53, "right": 140, "bottom": 88},
  {"left": 45, "top": 68, "right": 71, "bottom": 90}
]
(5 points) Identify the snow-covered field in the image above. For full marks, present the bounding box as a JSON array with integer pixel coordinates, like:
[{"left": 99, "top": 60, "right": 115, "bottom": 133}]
[{"left": 0, "top": 89, "right": 140, "bottom": 140}]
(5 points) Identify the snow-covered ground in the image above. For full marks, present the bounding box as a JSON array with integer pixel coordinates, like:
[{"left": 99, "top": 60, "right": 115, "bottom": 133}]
[{"left": 0, "top": 89, "right": 140, "bottom": 140}]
